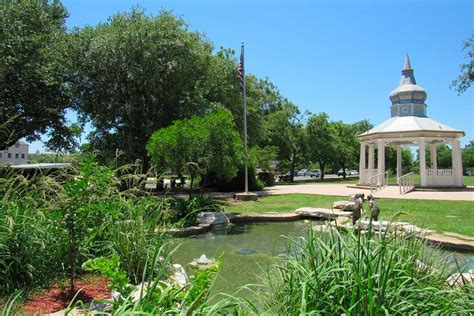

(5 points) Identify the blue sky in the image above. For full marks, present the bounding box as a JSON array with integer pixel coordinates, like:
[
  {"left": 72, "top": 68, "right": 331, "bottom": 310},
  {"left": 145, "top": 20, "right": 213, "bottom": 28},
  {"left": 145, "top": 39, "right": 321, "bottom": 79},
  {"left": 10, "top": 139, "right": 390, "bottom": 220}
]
[{"left": 31, "top": 0, "right": 473, "bottom": 152}]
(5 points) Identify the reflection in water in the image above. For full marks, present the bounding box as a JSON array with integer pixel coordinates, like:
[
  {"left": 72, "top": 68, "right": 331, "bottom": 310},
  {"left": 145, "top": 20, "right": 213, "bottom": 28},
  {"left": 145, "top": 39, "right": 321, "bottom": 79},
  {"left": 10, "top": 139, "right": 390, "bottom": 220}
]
[{"left": 170, "top": 221, "right": 474, "bottom": 297}]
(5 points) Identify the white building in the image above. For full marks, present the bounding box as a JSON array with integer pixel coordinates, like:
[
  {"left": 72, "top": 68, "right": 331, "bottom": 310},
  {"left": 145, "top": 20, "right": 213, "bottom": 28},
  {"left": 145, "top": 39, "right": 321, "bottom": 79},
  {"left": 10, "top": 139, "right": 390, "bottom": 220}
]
[
  {"left": 358, "top": 55, "right": 465, "bottom": 191},
  {"left": 0, "top": 141, "right": 29, "bottom": 165}
]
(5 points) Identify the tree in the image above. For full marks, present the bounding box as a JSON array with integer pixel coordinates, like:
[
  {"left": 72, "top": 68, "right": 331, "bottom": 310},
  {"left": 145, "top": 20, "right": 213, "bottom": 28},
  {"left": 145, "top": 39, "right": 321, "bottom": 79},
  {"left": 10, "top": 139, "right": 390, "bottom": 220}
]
[
  {"left": 331, "top": 121, "right": 359, "bottom": 179},
  {"left": 451, "top": 33, "right": 473, "bottom": 95},
  {"left": 264, "top": 102, "right": 308, "bottom": 181},
  {"left": 147, "top": 110, "right": 243, "bottom": 195},
  {"left": 385, "top": 147, "right": 413, "bottom": 175},
  {"left": 72, "top": 9, "right": 216, "bottom": 169},
  {"left": 462, "top": 141, "right": 474, "bottom": 173},
  {"left": 307, "top": 113, "right": 334, "bottom": 181},
  {"left": 0, "top": 0, "right": 73, "bottom": 150}
]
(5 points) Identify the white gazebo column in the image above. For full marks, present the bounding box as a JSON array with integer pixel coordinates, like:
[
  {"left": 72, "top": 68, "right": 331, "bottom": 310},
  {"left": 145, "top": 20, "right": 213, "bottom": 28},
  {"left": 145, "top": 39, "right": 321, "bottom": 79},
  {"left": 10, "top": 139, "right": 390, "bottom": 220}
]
[
  {"left": 396, "top": 145, "right": 402, "bottom": 178},
  {"left": 377, "top": 139, "right": 385, "bottom": 185},
  {"left": 430, "top": 143, "right": 437, "bottom": 169},
  {"left": 358, "top": 142, "right": 366, "bottom": 184},
  {"left": 419, "top": 138, "right": 427, "bottom": 186},
  {"left": 451, "top": 138, "right": 464, "bottom": 186},
  {"left": 368, "top": 143, "right": 375, "bottom": 177}
]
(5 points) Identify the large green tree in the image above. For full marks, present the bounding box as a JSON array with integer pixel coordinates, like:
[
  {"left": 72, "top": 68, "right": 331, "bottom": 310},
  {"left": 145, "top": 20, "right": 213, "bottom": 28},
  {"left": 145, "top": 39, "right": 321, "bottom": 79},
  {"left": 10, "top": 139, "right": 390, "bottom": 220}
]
[
  {"left": 306, "top": 113, "right": 334, "bottom": 181},
  {"left": 0, "top": 0, "right": 73, "bottom": 150},
  {"left": 265, "top": 102, "right": 307, "bottom": 181},
  {"left": 72, "top": 9, "right": 219, "bottom": 169}
]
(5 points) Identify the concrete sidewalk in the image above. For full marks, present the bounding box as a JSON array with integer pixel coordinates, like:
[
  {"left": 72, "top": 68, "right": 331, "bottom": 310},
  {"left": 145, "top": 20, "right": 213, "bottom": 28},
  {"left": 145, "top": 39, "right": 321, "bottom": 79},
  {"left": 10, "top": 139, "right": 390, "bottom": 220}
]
[{"left": 263, "top": 184, "right": 474, "bottom": 201}]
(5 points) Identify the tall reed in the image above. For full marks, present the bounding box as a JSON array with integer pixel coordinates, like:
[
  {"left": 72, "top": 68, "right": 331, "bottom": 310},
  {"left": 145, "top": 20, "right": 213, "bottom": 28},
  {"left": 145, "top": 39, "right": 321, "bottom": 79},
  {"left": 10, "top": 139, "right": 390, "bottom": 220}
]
[{"left": 256, "top": 225, "right": 474, "bottom": 314}]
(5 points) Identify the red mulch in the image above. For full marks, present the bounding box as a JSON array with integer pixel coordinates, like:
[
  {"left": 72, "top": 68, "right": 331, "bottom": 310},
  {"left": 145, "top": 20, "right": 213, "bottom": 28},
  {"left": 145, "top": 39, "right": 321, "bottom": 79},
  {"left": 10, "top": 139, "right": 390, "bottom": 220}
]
[{"left": 22, "top": 276, "right": 111, "bottom": 315}]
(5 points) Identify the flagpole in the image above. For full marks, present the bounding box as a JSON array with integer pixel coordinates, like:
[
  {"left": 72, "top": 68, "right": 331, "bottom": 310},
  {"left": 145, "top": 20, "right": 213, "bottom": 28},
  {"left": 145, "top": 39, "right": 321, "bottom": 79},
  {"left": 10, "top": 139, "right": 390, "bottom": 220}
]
[{"left": 241, "top": 41, "right": 248, "bottom": 194}]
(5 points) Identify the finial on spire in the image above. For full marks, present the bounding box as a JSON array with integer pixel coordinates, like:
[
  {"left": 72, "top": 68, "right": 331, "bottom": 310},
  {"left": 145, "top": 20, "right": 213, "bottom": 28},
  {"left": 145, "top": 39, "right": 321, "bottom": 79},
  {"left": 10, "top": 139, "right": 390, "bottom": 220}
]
[
  {"left": 403, "top": 54, "right": 412, "bottom": 71},
  {"left": 399, "top": 54, "right": 416, "bottom": 85}
]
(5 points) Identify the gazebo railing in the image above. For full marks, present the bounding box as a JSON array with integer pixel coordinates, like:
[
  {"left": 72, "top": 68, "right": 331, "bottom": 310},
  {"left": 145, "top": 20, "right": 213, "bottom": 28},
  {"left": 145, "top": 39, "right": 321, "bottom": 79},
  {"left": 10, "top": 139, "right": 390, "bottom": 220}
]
[
  {"left": 426, "top": 169, "right": 454, "bottom": 186},
  {"left": 368, "top": 171, "right": 388, "bottom": 194},
  {"left": 397, "top": 172, "right": 415, "bottom": 194}
]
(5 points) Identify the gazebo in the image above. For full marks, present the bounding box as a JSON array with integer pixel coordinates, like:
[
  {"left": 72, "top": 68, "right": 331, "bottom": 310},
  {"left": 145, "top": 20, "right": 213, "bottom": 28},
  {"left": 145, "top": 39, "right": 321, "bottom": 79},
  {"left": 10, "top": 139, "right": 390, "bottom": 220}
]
[{"left": 358, "top": 55, "right": 465, "bottom": 191}]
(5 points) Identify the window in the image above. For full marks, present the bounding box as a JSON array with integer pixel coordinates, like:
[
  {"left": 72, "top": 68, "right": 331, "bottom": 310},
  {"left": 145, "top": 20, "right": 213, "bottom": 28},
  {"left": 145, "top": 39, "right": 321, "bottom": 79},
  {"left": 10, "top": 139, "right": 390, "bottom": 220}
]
[
  {"left": 15, "top": 143, "right": 19, "bottom": 148},
  {"left": 21, "top": 154, "right": 25, "bottom": 159},
  {"left": 8, "top": 153, "right": 11, "bottom": 158},
  {"left": 15, "top": 153, "right": 19, "bottom": 159},
  {"left": 0, "top": 153, "right": 2, "bottom": 158}
]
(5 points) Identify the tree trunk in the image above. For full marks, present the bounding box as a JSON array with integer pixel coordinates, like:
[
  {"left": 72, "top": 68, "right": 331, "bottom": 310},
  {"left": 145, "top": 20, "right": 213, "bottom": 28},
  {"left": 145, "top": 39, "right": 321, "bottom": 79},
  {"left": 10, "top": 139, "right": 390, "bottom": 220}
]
[
  {"left": 290, "top": 159, "right": 296, "bottom": 182},
  {"left": 342, "top": 163, "right": 346, "bottom": 179},
  {"left": 320, "top": 161, "right": 325, "bottom": 181}
]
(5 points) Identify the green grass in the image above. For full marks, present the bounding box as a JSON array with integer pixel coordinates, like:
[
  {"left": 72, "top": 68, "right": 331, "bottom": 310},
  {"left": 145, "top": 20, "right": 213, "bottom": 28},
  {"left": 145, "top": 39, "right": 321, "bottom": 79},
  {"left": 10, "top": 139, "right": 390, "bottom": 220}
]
[
  {"left": 225, "top": 194, "right": 474, "bottom": 237},
  {"left": 464, "top": 176, "right": 474, "bottom": 186}
]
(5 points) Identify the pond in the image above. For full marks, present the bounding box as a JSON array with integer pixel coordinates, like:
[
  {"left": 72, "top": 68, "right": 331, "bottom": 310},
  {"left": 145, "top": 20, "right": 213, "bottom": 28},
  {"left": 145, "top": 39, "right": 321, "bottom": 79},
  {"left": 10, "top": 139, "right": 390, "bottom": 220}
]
[{"left": 171, "top": 221, "right": 474, "bottom": 297}]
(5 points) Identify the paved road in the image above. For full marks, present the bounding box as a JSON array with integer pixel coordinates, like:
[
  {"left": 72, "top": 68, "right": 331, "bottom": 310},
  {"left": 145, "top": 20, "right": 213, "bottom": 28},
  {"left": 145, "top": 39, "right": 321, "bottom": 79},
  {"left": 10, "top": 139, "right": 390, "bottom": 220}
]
[{"left": 264, "top": 183, "right": 474, "bottom": 201}]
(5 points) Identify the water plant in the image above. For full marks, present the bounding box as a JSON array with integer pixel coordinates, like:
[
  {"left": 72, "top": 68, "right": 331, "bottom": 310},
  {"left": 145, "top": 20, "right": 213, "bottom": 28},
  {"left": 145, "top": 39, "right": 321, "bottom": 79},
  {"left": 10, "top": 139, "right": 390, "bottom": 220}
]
[{"left": 255, "top": 225, "right": 474, "bottom": 314}]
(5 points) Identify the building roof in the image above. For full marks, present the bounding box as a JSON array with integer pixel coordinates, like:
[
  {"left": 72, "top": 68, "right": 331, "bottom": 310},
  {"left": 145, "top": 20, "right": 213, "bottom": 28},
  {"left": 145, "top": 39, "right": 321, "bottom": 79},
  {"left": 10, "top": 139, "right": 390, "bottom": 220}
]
[
  {"left": 359, "top": 116, "right": 465, "bottom": 140},
  {"left": 9, "top": 163, "right": 72, "bottom": 169}
]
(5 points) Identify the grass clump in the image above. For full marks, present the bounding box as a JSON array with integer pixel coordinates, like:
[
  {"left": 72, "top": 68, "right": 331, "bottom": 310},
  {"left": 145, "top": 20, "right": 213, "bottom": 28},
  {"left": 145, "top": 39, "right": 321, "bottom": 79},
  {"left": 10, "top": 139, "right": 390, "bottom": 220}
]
[{"left": 256, "top": 226, "right": 474, "bottom": 314}]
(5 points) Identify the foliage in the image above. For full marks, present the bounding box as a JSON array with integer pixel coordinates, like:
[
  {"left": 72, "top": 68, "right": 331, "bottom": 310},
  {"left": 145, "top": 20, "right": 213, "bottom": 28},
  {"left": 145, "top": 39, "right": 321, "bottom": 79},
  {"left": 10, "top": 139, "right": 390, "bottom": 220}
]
[
  {"left": 264, "top": 102, "right": 307, "bottom": 181},
  {"left": 147, "top": 110, "right": 244, "bottom": 192},
  {"left": 0, "top": 201, "right": 66, "bottom": 295},
  {"left": 462, "top": 140, "right": 474, "bottom": 172},
  {"left": 306, "top": 113, "right": 334, "bottom": 180},
  {"left": 252, "top": 146, "right": 278, "bottom": 172},
  {"left": 72, "top": 9, "right": 220, "bottom": 169},
  {"left": 258, "top": 227, "right": 473, "bottom": 314},
  {"left": 385, "top": 146, "right": 414, "bottom": 174},
  {"left": 0, "top": 154, "right": 209, "bottom": 297},
  {"left": 0, "top": 0, "right": 75, "bottom": 150},
  {"left": 451, "top": 33, "right": 474, "bottom": 94},
  {"left": 82, "top": 256, "right": 129, "bottom": 297}
]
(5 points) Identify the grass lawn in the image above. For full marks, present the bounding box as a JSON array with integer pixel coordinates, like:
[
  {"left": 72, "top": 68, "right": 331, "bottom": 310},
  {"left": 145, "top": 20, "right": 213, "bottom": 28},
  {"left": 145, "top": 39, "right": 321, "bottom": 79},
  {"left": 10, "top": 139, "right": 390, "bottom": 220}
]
[{"left": 225, "top": 193, "right": 474, "bottom": 237}]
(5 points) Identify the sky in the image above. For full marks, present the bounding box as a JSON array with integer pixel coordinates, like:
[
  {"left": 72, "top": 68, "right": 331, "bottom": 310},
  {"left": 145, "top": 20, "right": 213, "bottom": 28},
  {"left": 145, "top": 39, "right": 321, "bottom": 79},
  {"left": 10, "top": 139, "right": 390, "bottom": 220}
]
[{"left": 30, "top": 0, "right": 473, "bottom": 152}]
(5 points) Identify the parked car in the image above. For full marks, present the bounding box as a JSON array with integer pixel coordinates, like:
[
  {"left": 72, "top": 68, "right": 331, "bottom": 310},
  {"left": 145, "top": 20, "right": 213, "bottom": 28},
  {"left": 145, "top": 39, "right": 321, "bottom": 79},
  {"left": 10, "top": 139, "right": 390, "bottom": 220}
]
[
  {"left": 309, "top": 169, "right": 321, "bottom": 178},
  {"left": 337, "top": 168, "right": 351, "bottom": 176},
  {"left": 297, "top": 169, "right": 309, "bottom": 177},
  {"left": 350, "top": 170, "right": 359, "bottom": 175}
]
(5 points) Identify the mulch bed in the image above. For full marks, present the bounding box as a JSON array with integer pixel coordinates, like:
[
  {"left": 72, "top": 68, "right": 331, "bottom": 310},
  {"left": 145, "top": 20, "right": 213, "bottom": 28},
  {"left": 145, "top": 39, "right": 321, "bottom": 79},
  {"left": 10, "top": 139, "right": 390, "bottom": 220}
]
[{"left": 22, "top": 275, "right": 111, "bottom": 315}]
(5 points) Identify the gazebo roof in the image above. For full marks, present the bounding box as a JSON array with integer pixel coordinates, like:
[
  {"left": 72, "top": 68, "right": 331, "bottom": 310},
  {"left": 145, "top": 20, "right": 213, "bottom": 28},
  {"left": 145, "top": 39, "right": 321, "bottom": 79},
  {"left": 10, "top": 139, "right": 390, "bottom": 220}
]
[{"left": 359, "top": 116, "right": 465, "bottom": 141}]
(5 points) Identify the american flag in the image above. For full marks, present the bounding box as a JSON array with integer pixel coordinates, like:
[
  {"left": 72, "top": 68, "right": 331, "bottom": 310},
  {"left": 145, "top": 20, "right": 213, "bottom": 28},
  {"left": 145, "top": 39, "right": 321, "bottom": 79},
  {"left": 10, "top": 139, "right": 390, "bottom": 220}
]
[{"left": 238, "top": 44, "right": 244, "bottom": 89}]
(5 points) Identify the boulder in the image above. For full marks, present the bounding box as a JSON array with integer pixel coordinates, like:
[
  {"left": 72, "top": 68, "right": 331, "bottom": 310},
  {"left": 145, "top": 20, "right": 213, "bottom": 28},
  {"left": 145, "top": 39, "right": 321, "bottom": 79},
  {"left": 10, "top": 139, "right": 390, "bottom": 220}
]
[
  {"left": 197, "top": 212, "right": 233, "bottom": 225},
  {"left": 114, "top": 263, "right": 189, "bottom": 302},
  {"left": 295, "top": 207, "right": 352, "bottom": 220},
  {"left": 333, "top": 200, "right": 354, "bottom": 210}
]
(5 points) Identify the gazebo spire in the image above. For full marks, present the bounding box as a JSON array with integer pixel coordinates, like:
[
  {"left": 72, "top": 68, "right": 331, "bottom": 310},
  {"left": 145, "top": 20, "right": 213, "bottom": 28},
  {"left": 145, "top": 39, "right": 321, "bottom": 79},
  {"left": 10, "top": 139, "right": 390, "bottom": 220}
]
[{"left": 399, "top": 54, "right": 416, "bottom": 85}]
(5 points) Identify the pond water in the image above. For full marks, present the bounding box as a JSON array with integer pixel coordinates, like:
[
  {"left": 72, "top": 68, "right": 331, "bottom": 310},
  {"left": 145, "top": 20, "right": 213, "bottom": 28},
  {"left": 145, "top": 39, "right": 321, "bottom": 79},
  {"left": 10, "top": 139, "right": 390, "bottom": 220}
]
[{"left": 171, "top": 221, "right": 474, "bottom": 297}]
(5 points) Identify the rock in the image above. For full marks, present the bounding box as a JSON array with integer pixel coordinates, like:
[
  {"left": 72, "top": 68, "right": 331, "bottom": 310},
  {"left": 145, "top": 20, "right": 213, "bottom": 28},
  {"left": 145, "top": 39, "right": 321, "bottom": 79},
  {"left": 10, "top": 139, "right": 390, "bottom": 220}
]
[
  {"left": 197, "top": 212, "right": 233, "bottom": 225},
  {"left": 189, "top": 254, "right": 217, "bottom": 270},
  {"left": 447, "top": 270, "right": 474, "bottom": 287},
  {"left": 295, "top": 207, "right": 352, "bottom": 220},
  {"left": 169, "top": 263, "right": 188, "bottom": 287},
  {"left": 333, "top": 201, "right": 353, "bottom": 210},
  {"left": 114, "top": 263, "right": 189, "bottom": 303}
]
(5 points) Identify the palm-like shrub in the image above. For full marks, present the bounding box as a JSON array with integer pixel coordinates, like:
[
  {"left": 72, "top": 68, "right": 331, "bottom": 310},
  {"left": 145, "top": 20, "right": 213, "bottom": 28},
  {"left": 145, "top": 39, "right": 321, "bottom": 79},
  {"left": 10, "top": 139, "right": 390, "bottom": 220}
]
[{"left": 259, "top": 226, "right": 474, "bottom": 314}]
